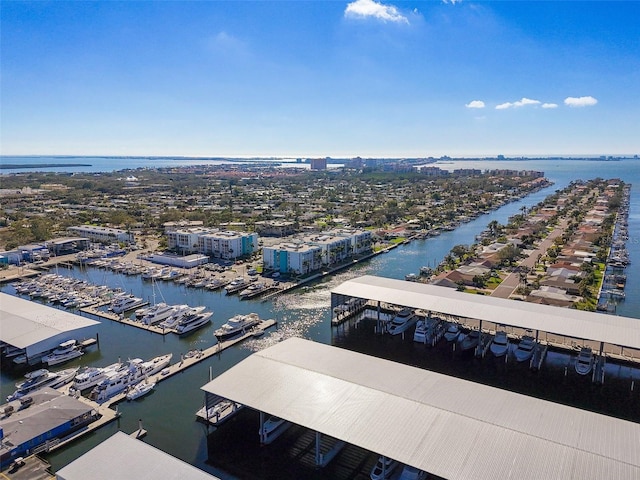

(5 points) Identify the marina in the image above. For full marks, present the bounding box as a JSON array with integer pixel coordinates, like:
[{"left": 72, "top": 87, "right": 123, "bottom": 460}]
[{"left": 0, "top": 159, "right": 639, "bottom": 479}]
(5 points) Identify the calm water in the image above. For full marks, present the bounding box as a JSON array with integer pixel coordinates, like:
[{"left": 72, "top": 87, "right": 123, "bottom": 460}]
[{"left": 1, "top": 158, "right": 638, "bottom": 477}]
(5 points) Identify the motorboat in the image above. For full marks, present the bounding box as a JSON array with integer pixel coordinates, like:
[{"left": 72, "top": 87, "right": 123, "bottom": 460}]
[
  {"left": 458, "top": 329, "right": 480, "bottom": 351},
  {"left": 398, "top": 465, "right": 428, "bottom": 480},
  {"left": 413, "top": 316, "right": 443, "bottom": 345},
  {"left": 110, "top": 294, "right": 146, "bottom": 314},
  {"left": 514, "top": 331, "right": 536, "bottom": 362},
  {"left": 126, "top": 379, "right": 156, "bottom": 400},
  {"left": 41, "top": 340, "right": 84, "bottom": 366},
  {"left": 140, "top": 303, "right": 176, "bottom": 325},
  {"left": 7, "top": 367, "right": 78, "bottom": 402},
  {"left": 444, "top": 323, "right": 461, "bottom": 342},
  {"left": 158, "top": 305, "right": 206, "bottom": 330},
  {"left": 224, "top": 277, "right": 249, "bottom": 295},
  {"left": 387, "top": 308, "right": 418, "bottom": 335},
  {"left": 490, "top": 328, "right": 510, "bottom": 357},
  {"left": 214, "top": 313, "right": 261, "bottom": 340},
  {"left": 173, "top": 311, "right": 213, "bottom": 335},
  {"left": 259, "top": 415, "right": 291, "bottom": 445},
  {"left": 575, "top": 347, "right": 594, "bottom": 375},
  {"left": 72, "top": 361, "right": 124, "bottom": 391},
  {"left": 90, "top": 353, "right": 172, "bottom": 402},
  {"left": 239, "top": 282, "right": 269, "bottom": 299},
  {"left": 370, "top": 455, "right": 399, "bottom": 480}
]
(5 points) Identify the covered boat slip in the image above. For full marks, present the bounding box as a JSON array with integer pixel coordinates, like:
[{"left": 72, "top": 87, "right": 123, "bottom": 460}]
[
  {"left": 330, "top": 275, "right": 640, "bottom": 358},
  {"left": 202, "top": 337, "right": 640, "bottom": 480},
  {"left": 0, "top": 292, "right": 100, "bottom": 361}
]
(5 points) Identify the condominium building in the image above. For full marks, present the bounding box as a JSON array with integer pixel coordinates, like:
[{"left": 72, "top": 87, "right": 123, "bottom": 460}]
[{"left": 67, "top": 225, "right": 134, "bottom": 244}]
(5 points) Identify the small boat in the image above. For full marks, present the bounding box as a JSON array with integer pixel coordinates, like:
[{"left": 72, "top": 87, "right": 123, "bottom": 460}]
[
  {"left": 444, "top": 323, "right": 461, "bottom": 342},
  {"left": 259, "top": 415, "right": 291, "bottom": 444},
  {"left": 370, "top": 455, "right": 399, "bottom": 480},
  {"left": 41, "top": 340, "right": 84, "bottom": 366},
  {"left": 458, "top": 330, "right": 480, "bottom": 352},
  {"left": 387, "top": 308, "right": 418, "bottom": 335},
  {"left": 490, "top": 328, "right": 510, "bottom": 357},
  {"left": 238, "top": 282, "right": 269, "bottom": 299},
  {"left": 214, "top": 313, "right": 261, "bottom": 340},
  {"left": 126, "top": 379, "right": 155, "bottom": 400},
  {"left": 514, "top": 331, "right": 536, "bottom": 362},
  {"left": 575, "top": 346, "right": 594, "bottom": 375}
]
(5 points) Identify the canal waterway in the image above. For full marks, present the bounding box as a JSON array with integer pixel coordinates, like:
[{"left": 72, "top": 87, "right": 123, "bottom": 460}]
[{"left": 1, "top": 158, "right": 639, "bottom": 478}]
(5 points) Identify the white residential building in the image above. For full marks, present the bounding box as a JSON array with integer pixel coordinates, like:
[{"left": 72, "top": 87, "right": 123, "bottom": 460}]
[
  {"left": 167, "top": 228, "right": 258, "bottom": 260},
  {"left": 262, "top": 241, "right": 323, "bottom": 276}
]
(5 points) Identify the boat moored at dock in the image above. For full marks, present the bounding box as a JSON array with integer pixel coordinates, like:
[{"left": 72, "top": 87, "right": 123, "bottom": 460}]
[
  {"left": 214, "top": 313, "right": 261, "bottom": 340},
  {"left": 41, "top": 340, "right": 84, "bottom": 366}
]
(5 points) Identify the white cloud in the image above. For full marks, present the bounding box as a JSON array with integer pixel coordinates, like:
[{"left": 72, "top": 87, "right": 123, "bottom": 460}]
[
  {"left": 442, "top": 0, "right": 462, "bottom": 4},
  {"left": 465, "top": 100, "right": 485, "bottom": 109},
  {"left": 345, "top": 0, "right": 409, "bottom": 24},
  {"left": 495, "top": 97, "right": 541, "bottom": 109},
  {"left": 206, "top": 31, "right": 248, "bottom": 57},
  {"left": 564, "top": 96, "right": 598, "bottom": 107},
  {"left": 542, "top": 103, "right": 558, "bottom": 109}
]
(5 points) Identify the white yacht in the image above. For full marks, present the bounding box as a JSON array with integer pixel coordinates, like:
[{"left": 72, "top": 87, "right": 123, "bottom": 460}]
[
  {"left": 238, "top": 282, "right": 269, "bottom": 299},
  {"left": 173, "top": 311, "right": 213, "bottom": 335},
  {"left": 224, "top": 277, "right": 249, "bottom": 295},
  {"left": 140, "top": 303, "right": 176, "bottom": 325},
  {"left": 110, "top": 295, "right": 146, "bottom": 314},
  {"left": 159, "top": 305, "right": 206, "bottom": 330},
  {"left": 89, "top": 353, "right": 172, "bottom": 402},
  {"left": 7, "top": 367, "right": 78, "bottom": 402},
  {"left": 575, "top": 346, "right": 594, "bottom": 375},
  {"left": 214, "top": 313, "right": 261, "bottom": 340},
  {"left": 41, "top": 340, "right": 84, "bottom": 366},
  {"left": 259, "top": 416, "right": 291, "bottom": 444},
  {"left": 413, "top": 316, "right": 444, "bottom": 345},
  {"left": 387, "top": 308, "right": 418, "bottom": 335},
  {"left": 490, "top": 328, "right": 510, "bottom": 357},
  {"left": 370, "top": 455, "right": 399, "bottom": 480},
  {"left": 514, "top": 331, "right": 536, "bottom": 362},
  {"left": 72, "top": 361, "right": 124, "bottom": 391}
]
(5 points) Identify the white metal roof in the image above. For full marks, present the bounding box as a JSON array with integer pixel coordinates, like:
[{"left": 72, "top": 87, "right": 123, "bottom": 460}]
[
  {"left": 0, "top": 292, "right": 100, "bottom": 349},
  {"left": 56, "top": 431, "right": 220, "bottom": 480},
  {"left": 331, "top": 275, "right": 640, "bottom": 349},
  {"left": 202, "top": 337, "right": 640, "bottom": 480}
]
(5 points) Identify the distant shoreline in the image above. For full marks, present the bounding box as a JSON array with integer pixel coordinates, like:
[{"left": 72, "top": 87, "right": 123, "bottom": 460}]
[{"left": 0, "top": 163, "right": 93, "bottom": 169}]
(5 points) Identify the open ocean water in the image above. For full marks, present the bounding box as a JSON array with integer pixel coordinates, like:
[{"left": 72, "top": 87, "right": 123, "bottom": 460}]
[{"left": 1, "top": 157, "right": 639, "bottom": 478}]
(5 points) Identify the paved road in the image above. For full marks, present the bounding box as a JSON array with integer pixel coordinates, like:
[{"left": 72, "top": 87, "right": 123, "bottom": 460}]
[{"left": 491, "top": 219, "right": 568, "bottom": 299}]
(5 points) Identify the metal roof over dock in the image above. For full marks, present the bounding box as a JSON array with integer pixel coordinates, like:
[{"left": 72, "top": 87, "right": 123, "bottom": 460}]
[
  {"left": 202, "top": 337, "right": 640, "bottom": 480},
  {"left": 331, "top": 275, "right": 640, "bottom": 349},
  {"left": 0, "top": 293, "right": 100, "bottom": 357},
  {"left": 56, "top": 431, "right": 220, "bottom": 480}
]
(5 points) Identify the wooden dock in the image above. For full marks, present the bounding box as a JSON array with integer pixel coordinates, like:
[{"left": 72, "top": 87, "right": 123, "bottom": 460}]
[{"left": 79, "top": 302, "right": 172, "bottom": 335}]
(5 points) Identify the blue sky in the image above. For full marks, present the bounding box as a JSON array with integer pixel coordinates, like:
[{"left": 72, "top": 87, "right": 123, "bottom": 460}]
[{"left": 2, "top": 1, "right": 639, "bottom": 158}]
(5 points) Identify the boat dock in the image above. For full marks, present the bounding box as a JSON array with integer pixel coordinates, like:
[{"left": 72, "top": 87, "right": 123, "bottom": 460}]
[
  {"left": 79, "top": 302, "right": 175, "bottom": 335},
  {"left": 39, "top": 319, "right": 277, "bottom": 454}
]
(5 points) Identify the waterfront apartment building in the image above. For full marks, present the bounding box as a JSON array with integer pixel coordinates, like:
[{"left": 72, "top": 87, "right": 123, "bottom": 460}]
[
  {"left": 167, "top": 227, "right": 259, "bottom": 260},
  {"left": 263, "top": 228, "right": 373, "bottom": 275},
  {"left": 67, "top": 225, "right": 134, "bottom": 244},
  {"left": 262, "top": 241, "right": 323, "bottom": 276}
]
